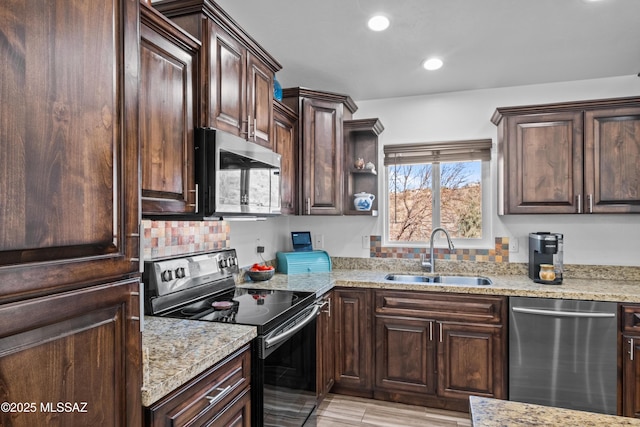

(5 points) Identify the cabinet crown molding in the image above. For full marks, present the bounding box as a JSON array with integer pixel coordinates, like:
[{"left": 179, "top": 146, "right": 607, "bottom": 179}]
[
  {"left": 491, "top": 96, "right": 640, "bottom": 125},
  {"left": 282, "top": 87, "right": 358, "bottom": 114}
]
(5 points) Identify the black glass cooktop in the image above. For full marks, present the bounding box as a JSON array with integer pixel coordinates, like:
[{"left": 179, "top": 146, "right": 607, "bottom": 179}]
[{"left": 161, "top": 287, "right": 316, "bottom": 334}]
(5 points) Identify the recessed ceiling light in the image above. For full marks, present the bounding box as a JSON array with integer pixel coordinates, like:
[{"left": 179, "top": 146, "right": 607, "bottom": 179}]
[
  {"left": 422, "top": 58, "right": 443, "bottom": 71},
  {"left": 368, "top": 15, "right": 390, "bottom": 32}
]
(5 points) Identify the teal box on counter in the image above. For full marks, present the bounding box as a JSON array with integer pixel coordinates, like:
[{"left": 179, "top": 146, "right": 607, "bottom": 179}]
[{"left": 276, "top": 250, "right": 332, "bottom": 274}]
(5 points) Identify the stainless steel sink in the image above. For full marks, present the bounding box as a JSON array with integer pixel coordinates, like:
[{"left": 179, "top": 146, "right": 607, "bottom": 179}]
[
  {"left": 384, "top": 274, "right": 492, "bottom": 286},
  {"left": 384, "top": 274, "right": 435, "bottom": 283},
  {"left": 432, "top": 275, "right": 492, "bottom": 286}
]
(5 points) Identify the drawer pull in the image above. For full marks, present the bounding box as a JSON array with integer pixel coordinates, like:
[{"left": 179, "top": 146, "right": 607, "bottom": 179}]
[
  {"left": 631, "top": 338, "right": 635, "bottom": 362},
  {"left": 204, "top": 385, "right": 232, "bottom": 407}
]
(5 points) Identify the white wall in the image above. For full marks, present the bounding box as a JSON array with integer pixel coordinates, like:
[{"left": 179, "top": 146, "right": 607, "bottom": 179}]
[{"left": 230, "top": 76, "right": 640, "bottom": 267}]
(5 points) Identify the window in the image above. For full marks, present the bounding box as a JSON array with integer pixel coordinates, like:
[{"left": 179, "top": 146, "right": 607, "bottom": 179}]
[{"left": 384, "top": 139, "right": 492, "bottom": 245}]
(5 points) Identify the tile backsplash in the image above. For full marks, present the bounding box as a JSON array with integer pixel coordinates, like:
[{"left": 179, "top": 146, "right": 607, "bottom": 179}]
[
  {"left": 369, "top": 235, "right": 510, "bottom": 263},
  {"left": 141, "top": 220, "right": 230, "bottom": 260}
]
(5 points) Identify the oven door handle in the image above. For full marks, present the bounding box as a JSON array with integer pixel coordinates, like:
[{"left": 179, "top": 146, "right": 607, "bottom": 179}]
[{"left": 265, "top": 303, "right": 320, "bottom": 349}]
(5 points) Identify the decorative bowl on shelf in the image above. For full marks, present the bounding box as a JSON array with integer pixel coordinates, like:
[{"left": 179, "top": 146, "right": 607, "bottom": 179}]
[{"left": 246, "top": 269, "right": 275, "bottom": 282}]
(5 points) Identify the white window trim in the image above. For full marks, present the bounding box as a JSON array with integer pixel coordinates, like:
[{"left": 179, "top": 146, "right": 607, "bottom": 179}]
[{"left": 382, "top": 159, "right": 493, "bottom": 250}]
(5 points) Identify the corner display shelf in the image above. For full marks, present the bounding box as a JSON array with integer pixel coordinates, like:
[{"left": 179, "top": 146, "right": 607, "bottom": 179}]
[{"left": 344, "top": 118, "right": 384, "bottom": 216}]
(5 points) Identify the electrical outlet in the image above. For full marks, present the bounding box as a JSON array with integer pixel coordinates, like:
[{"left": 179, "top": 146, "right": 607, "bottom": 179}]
[
  {"left": 362, "top": 235, "right": 370, "bottom": 249},
  {"left": 257, "top": 246, "right": 265, "bottom": 253},
  {"left": 314, "top": 234, "right": 324, "bottom": 249},
  {"left": 509, "top": 237, "right": 519, "bottom": 253}
]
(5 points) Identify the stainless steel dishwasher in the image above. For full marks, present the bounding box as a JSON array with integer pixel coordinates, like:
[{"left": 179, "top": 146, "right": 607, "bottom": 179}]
[{"left": 509, "top": 297, "right": 617, "bottom": 414}]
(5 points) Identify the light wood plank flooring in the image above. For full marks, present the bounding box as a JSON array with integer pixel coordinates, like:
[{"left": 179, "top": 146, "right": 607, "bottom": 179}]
[{"left": 316, "top": 394, "right": 472, "bottom": 427}]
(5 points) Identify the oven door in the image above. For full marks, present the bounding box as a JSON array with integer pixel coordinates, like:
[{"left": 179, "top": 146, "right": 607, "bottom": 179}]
[{"left": 254, "top": 303, "right": 319, "bottom": 427}]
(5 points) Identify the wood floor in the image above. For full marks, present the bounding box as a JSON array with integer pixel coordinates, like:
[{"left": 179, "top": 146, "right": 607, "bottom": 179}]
[{"left": 316, "top": 394, "right": 472, "bottom": 427}]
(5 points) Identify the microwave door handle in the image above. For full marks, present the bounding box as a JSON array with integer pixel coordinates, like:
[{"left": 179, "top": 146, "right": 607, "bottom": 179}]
[{"left": 264, "top": 304, "right": 320, "bottom": 349}]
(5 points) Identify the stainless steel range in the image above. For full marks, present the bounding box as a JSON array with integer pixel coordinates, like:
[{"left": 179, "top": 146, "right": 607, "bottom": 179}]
[{"left": 143, "top": 249, "right": 319, "bottom": 427}]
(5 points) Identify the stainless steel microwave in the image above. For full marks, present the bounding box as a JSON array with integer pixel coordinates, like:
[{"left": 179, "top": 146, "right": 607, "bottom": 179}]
[{"left": 195, "top": 128, "right": 281, "bottom": 219}]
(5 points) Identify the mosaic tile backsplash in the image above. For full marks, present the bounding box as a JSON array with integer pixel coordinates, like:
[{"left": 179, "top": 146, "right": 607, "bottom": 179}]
[
  {"left": 369, "top": 235, "right": 510, "bottom": 263},
  {"left": 142, "top": 220, "right": 230, "bottom": 260}
]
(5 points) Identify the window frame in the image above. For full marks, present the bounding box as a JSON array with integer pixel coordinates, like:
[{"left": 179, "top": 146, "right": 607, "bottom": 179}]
[{"left": 382, "top": 145, "right": 493, "bottom": 250}]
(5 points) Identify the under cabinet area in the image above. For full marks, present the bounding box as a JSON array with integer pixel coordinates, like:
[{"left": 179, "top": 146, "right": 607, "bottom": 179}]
[
  {"left": 145, "top": 344, "right": 251, "bottom": 427},
  {"left": 374, "top": 290, "right": 507, "bottom": 411},
  {"left": 492, "top": 97, "right": 640, "bottom": 214}
]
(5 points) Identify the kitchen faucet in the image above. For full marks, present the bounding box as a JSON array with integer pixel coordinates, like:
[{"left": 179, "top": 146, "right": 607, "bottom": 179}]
[{"left": 422, "top": 227, "right": 455, "bottom": 273}]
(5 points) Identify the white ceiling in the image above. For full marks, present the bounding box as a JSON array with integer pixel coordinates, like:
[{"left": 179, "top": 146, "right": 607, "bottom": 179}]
[{"left": 213, "top": 0, "right": 640, "bottom": 101}]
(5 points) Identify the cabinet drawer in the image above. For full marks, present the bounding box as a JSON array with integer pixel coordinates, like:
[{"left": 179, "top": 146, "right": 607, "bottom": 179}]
[
  {"left": 145, "top": 345, "right": 251, "bottom": 427},
  {"left": 375, "top": 290, "right": 505, "bottom": 324},
  {"left": 621, "top": 304, "right": 640, "bottom": 333}
]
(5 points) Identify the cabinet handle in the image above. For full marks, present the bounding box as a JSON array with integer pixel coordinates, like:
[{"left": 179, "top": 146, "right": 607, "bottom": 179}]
[
  {"left": 204, "top": 385, "right": 232, "bottom": 407},
  {"left": 631, "top": 338, "right": 635, "bottom": 361},
  {"left": 577, "top": 194, "right": 582, "bottom": 213},
  {"left": 253, "top": 118, "right": 258, "bottom": 142},
  {"left": 439, "top": 323, "right": 443, "bottom": 343},
  {"left": 588, "top": 193, "right": 593, "bottom": 213},
  {"left": 306, "top": 198, "right": 311, "bottom": 215},
  {"left": 429, "top": 322, "right": 433, "bottom": 341},
  {"left": 188, "top": 184, "right": 198, "bottom": 212}
]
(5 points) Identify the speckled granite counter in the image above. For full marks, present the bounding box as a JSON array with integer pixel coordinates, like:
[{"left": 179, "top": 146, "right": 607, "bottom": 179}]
[
  {"left": 239, "top": 268, "right": 640, "bottom": 303},
  {"left": 141, "top": 316, "right": 256, "bottom": 407},
  {"left": 469, "top": 396, "right": 640, "bottom": 426}
]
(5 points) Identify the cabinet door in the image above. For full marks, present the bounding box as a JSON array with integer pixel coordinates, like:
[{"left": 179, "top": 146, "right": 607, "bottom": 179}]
[
  {"left": 301, "top": 99, "right": 344, "bottom": 215},
  {"left": 505, "top": 112, "right": 583, "bottom": 214},
  {"left": 247, "top": 54, "right": 273, "bottom": 149},
  {"left": 209, "top": 21, "right": 246, "bottom": 137},
  {"left": 623, "top": 334, "right": 640, "bottom": 418},
  {"left": 317, "top": 292, "right": 335, "bottom": 402},
  {"left": 140, "top": 7, "right": 198, "bottom": 216},
  {"left": 273, "top": 101, "right": 298, "bottom": 215},
  {"left": 0, "top": 0, "right": 140, "bottom": 300},
  {"left": 584, "top": 107, "right": 640, "bottom": 213},
  {"left": 0, "top": 279, "right": 141, "bottom": 427},
  {"left": 333, "top": 288, "right": 372, "bottom": 397},
  {"left": 375, "top": 316, "right": 436, "bottom": 396},
  {"left": 437, "top": 322, "right": 505, "bottom": 400}
]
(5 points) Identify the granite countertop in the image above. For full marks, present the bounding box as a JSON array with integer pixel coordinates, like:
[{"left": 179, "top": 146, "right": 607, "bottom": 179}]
[
  {"left": 240, "top": 268, "right": 640, "bottom": 303},
  {"left": 469, "top": 396, "right": 640, "bottom": 426},
  {"left": 141, "top": 316, "right": 256, "bottom": 407}
]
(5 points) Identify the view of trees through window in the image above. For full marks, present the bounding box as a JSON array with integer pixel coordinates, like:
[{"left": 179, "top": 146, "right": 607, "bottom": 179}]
[{"left": 388, "top": 161, "right": 482, "bottom": 242}]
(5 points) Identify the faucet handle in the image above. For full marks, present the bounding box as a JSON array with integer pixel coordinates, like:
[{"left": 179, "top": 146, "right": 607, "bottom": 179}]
[{"left": 420, "top": 254, "right": 432, "bottom": 270}]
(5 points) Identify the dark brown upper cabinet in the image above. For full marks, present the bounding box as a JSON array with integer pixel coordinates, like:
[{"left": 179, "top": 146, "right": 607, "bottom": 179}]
[
  {"left": 140, "top": 4, "right": 200, "bottom": 217},
  {"left": 273, "top": 100, "right": 299, "bottom": 215},
  {"left": 0, "top": 0, "right": 141, "bottom": 300},
  {"left": 154, "top": 0, "right": 281, "bottom": 149},
  {"left": 283, "top": 88, "right": 358, "bottom": 215},
  {"left": 492, "top": 97, "right": 640, "bottom": 214}
]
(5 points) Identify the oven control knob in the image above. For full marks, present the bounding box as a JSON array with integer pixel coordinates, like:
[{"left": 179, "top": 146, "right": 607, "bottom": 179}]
[
  {"left": 161, "top": 270, "right": 173, "bottom": 281},
  {"left": 175, "top": 267, "right": 186, "bottom": 278}
]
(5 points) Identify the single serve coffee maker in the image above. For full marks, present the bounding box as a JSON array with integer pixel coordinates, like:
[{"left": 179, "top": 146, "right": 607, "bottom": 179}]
[{"left": 529, "top": 232, "right": 563, "bottom": 284}]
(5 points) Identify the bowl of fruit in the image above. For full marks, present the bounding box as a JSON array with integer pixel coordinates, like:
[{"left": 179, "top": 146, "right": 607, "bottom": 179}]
[{"left": 246, "top": 263, "right": 275, "bottom": 282}]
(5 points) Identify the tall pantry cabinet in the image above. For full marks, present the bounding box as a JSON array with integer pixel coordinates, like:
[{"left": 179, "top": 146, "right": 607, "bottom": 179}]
[{"left": 0, "top": 1, "right": 141, "bottom": 426}]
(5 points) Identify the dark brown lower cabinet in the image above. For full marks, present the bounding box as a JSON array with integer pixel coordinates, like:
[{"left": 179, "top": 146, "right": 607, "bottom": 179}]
[
  {"left": 621, "top": 304, "right": 640, "bottom": 417},
  {"left": 0, "top": 279, "right": 141, "bottom": 427},
  {"left": 332, "top": 288, "right": 373, "bottom": 397},
  {"left": 317, "top": 291, "right": 335, "bottom": 402},
  {"left": 373, "top": 290, "right": 507, "bottom": 411},
  {"left": 145, "top": 345, "right": 251, "bottom": 427}
]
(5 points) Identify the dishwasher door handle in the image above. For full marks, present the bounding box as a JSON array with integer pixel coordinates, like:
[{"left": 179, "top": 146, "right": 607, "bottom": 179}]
[{"left": 512, "top": 306, "right": 616, "bottom": 318}]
